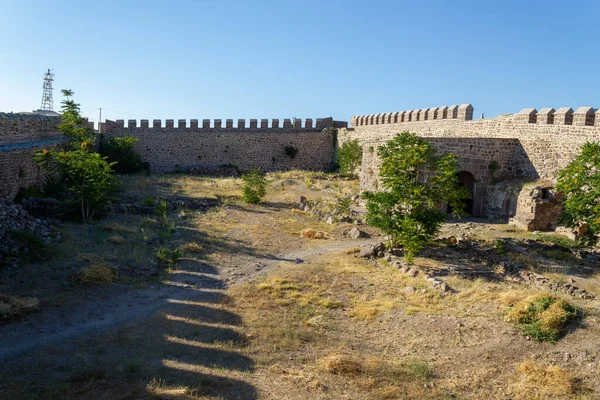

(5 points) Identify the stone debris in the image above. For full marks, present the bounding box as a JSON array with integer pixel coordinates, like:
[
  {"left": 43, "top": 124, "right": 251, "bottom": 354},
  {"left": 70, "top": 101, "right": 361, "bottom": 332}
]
[
  {"left": 494, "top": 262, "right": 595, "bottom": 299},
  {"left": 359, "top": 242, "right": 385, "bottom": 258},
  {"left": 345, "top": 227, "right": 369, "bottom": 239},
  {"left": 0, "top": 199, "right": 61, "bottom": 268}
]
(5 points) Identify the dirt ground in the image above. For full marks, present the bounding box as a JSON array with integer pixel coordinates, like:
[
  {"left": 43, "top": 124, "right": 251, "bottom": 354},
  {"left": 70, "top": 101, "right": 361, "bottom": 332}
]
[{"left": 0, "top": 172, "right": 599, "bottom": 399}]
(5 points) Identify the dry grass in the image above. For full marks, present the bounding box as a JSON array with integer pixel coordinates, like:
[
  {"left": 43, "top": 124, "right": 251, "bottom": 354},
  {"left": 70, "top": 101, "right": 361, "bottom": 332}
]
[
  {"left": 0, "top": 294, "right": 39, "bottom": 320},
  {"left": 108, "top": 234, "right": 126, "bottom": 245},
  {"left": 182, "top": 242, "right": 203, "bottom": 253},
  {"left": 102, "top": 222, "right": 136, "bottom": 233},
  {"left": 73, "top": 253, "right": 117, "bottom": 285},
  {"left": 319, "top": 354, "right": 364, "bottom": 374},
  {"left": 504, "top": 294, "right": 580, "bottom": 342},
  {"left": 511, "top": 360, "right": 576, "bottom": 399}
]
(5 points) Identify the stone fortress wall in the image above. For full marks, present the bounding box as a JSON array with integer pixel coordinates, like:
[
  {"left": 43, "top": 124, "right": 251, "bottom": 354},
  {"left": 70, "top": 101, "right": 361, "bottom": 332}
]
[
  {"left": 0, "top": 113, "right": 63, "bottom": 199},
  {"left": 102, "top": 117, "right": 347, "bottom": 173},
  {"left": 2, "top": 101, "right": 599, "bottom": 231},
  {"left": 339, "top": 104, "right": 600, "bottom": 225}
]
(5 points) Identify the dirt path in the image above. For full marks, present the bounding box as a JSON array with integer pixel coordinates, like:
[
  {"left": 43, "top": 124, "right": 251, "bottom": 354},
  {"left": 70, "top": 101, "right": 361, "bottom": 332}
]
[{"left": 0, "top": 237, "right": 376, "bottom": 361}]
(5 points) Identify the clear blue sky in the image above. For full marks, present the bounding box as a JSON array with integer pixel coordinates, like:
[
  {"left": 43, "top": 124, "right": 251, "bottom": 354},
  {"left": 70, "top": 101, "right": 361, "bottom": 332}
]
[{"left": 1, "top": 0, "right": 598, "bottom": 125}]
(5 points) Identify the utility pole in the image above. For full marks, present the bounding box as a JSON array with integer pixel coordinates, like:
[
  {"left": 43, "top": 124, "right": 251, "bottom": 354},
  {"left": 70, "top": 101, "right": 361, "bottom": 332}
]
[{"left": 99, "top": 108, "right": 102, "bottom": 133}]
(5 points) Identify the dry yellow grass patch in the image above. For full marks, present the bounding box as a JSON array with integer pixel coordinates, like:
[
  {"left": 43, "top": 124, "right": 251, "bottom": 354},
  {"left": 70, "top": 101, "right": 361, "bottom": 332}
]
[
  {"left": 102, "top": 222, "right": 135, "bottom": 233},
  {"left": 0, "top": 294, "right": 39, "bottom": 319},
  {"left": 74, "top": 253, "right": 117, "bottom": 285},
  {"left": 108, "top": 234, "right": 126, "bottom": 245},
  {"left": 182, "top": 242, "right": 203, "bottom": 253},
  {"left": 511, "top": 360, "right": 576, "bottom": 399},
  {"left": 319, "top": 354, "right": 364, "bottom": 374}
]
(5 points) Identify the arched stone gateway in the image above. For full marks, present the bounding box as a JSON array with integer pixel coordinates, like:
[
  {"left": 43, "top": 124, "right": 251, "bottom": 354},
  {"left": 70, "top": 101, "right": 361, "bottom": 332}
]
[{"left": 457, "top": 171, "right": 476, "bottom": 214}]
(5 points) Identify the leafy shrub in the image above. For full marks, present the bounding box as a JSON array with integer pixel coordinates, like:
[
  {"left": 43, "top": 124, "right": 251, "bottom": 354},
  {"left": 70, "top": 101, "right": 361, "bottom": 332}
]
[
  {"left": 34, "top": 90, "right": 118, "bottom": 223},
  {"left": 504, "top": 294, "right": 580, "bottom": 342},
  {"left": 155, "top": 246, "right": 183, "bottom": 267},
  {"left": 99, "top": 136, "right": 147, "bottom": 174},
  {"left": 284, "top": 146, "right": 298, "bottom": 158},
  {"left": 362, "top": 132, "right": 468, "bottom": 260},
  {"left": 242, "top": 169, "right": 267, "bottom": 204},
  {"left": 533, "top": 234, "right": 580, "bottom": 249},
  {"left": 336, "top": 139, "right": 362, "bottom": 177},
  {"left": 336, "top": 196, "right": 352, "bottom": 215},
  {"left": 556, "top": 142, "right": 600, "bottom": 245},
  {"left": 36, "top": 149, "right": 118, "bottom": 223}
]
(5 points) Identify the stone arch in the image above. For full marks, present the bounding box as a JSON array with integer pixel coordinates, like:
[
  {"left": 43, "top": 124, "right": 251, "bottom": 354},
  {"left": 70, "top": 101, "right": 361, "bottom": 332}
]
[{"left": 457, "top": 170, "right": 476, "bottom": 214}]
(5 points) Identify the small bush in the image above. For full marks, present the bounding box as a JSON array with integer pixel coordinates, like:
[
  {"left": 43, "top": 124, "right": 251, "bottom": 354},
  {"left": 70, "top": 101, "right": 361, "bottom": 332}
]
[
  {"left": 504, "top": 294, "right": 580, "bottom": 342},
  {"left": 155, "top": 201, "right": 169, "bottom": 226},
  {"left": 241, "top": 169, "right": 267, "bottom": 204},
  {"left": 284, "top": 146, "right": 298, "bottom": 159},
  {"left": 533, "top": 234, "right": 580, "bottom": 249},
  {"left": 99, "top": 136, "right": 147, "bottom": 174},
  {"left": 155, "top": 246, "right": 183, "bottom": 267},
  {"left": 337, "top": 196, "right": 352, "bottom": 215},
  {"left": 336, "top": 139, "right": 362, "bottom": 177}
]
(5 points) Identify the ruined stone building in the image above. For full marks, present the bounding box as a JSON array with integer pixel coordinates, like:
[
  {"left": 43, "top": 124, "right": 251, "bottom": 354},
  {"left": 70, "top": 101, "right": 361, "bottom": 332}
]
[{"left": 340, "top": 105, "right": 600, "bottom": 230}]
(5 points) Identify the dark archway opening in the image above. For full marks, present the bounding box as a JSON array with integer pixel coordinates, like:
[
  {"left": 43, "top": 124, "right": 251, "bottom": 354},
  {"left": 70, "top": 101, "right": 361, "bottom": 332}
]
[{"left": 448, "top": 171, "right": 475, "bottom": 215}]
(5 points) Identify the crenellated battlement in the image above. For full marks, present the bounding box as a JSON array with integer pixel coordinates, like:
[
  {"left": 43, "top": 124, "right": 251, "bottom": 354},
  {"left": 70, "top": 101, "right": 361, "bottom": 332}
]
[
  {"left": 513, "top": 106, "right": 599, "bottom": 126},
  {"left": 351, "top": 104, "right": 473, "bottom": 127},
  {"left": 0, "top": 112, "right": 61, "bottom": 136},
  {"left": 103, "top": 117, "right": 347, "bottom": 133}
]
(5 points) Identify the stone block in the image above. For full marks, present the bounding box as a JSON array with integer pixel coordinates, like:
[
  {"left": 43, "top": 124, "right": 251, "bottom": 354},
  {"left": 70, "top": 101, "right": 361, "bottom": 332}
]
[
  {"left": 537, "top": 108, "right": 555, "bottom": 125},
  {"left": 573, "top": 106, "right": 594, "bottom": 126},
  {"left": 178, "top": 119, "right": 186, "bottom": 129},
  {"left": 225, "top": 119, "right": 233, "bottom": 129},
  {"left": 554, "top": 107, "right": 573, "bottom": 125},
  {"left": 214, "top": 119, "right": 222, "bottom": 129},
  {"left": 190, "top": 119, "right": 199, "bottom": 129},
  {"left": 515, "top": 108, "right": 537, "bottom": 124}
]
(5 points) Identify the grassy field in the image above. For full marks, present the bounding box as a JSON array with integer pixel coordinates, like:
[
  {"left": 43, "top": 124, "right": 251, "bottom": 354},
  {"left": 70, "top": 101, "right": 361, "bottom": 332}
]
[{"left": 0, "top": 172, "right": 599, "bottom": 399}]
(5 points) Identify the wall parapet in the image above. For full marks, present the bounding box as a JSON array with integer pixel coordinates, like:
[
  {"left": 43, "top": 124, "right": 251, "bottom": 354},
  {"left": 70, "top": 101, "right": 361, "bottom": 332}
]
[
  {"left": 351, "top": 104, "right": 600, "bottom": 128},
  {"left": 103, "top": 117, "right": 346, "bottom": 134},
  {"left": 351, "top": 104, "right": 473, "bottom": 127},
  {"left": 513, "top": 106, "right": 598, "bottom": 126},
  {"left": 0, "top": 112, "right": 61, "bottom": 137}
]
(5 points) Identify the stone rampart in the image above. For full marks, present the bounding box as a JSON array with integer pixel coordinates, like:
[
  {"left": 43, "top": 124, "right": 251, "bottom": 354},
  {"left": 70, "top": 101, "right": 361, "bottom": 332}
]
[
  {"left": 342, "top": 104, "right": 600, "bottom": 217},
  {"left": 0, "top": 113, "right": 63, "bottom": 200},
  {"left": 103, "top": 117, "right": 347, "bottom": 173}
]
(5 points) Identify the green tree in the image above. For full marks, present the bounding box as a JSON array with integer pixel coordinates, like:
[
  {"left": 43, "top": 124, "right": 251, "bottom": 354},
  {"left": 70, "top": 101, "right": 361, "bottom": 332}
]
[
  {"left": 556, "top": 142, "right": 600, "bottom": 245},
  {"left": 362, "top": 132, "right": 467, "bottom": 260},
  {"left": 336, "top": 139, "right": 362, "bottom": 177},
  {"left": 35, "top": 90, "right": 117, "bottom": 222},
  {"left": 241, "top": 169, "right": 267, "bottom": 204},
  {"left": 100, "top": 136, "right": 147, "bottom": 174},
  {"left": 58, "top": 89, "right": 95, "bottom": 145}
]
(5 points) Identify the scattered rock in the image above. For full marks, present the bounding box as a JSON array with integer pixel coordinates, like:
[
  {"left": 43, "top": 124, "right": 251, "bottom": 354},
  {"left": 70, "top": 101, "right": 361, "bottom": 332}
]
[
  {"left": 402, "top": 286, "right": 416, "bottom": 294},
  {"left": 346, "top": 227, "right": 369, "bottom": 239},
  {"left": 0, "top": 198, "right": 61, "bottom": 267},
  {"left": 359, "top": 245, "right": 375, "bottom": 258}
]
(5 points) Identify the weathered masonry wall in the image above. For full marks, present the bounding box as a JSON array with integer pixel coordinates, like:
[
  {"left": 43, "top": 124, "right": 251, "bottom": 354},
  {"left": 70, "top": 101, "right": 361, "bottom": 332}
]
[
  {"left": 342, "top": 104, "right": 600, "bottom": 217},
  {"left": 0, "top": 113, "right": 63, "bottom": 199},
  {"left": 103, "top": 117, "right": 347, "bottom": 173}
]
